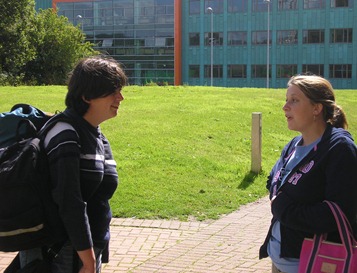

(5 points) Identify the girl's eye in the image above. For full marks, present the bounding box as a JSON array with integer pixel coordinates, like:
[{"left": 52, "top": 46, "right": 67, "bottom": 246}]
[{"left": 287, "top": 98, "right": 297, "bottom": 103}]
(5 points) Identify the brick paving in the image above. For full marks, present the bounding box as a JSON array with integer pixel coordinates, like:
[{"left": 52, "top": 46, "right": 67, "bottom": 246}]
[{"left": 0, "top": 196, "right": 271, "bottom": 273}]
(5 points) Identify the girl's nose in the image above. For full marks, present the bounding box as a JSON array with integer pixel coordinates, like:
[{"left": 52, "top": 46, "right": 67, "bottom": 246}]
[{"left": 282, "top": 102, "right": 288, "bottom": 111}]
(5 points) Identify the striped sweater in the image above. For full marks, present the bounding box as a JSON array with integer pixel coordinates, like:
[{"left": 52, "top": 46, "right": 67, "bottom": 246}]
[{"left": 44, "top": 109, "right": 118, "bottom": 259}]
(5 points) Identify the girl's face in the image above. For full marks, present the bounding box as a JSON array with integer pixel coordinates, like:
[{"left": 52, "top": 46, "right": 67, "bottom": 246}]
[
  {"left": 282, "top": 85, "right": 317, "bottom": 134},
  {"left": 84, "top": 88, "right": 124, "bottom": 126}
]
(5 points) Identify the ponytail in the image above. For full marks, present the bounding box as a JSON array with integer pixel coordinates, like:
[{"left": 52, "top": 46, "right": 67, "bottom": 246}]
[{"left": 328, "top": 104, "right": 348, "bottom": 129}]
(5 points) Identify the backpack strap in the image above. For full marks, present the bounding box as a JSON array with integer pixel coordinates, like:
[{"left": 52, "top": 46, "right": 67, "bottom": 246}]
[{"left": 38, "top": 112, "right": 78, "bottom": 137}]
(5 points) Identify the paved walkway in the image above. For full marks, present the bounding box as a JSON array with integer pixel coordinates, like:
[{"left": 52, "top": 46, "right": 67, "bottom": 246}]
[{"left": 0, "top": 196, "right": 272, "bottom": 273}]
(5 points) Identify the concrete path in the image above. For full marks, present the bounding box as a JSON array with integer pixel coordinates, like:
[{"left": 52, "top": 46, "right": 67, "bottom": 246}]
[{"left": 0, "top": 196, "right": 272, "bottom": 273}]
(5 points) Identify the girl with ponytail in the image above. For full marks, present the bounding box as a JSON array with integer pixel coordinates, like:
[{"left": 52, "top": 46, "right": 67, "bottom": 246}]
[{"left": 259, "top": 75, "right": 357, "bottom": 273}]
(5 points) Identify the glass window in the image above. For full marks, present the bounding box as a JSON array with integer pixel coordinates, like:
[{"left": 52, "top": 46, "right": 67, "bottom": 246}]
[
  {"left": 277, "top": 65, "right": 297, "bottom": 78},
  {"left": 303, "top": 30, "right": 325, "bottom": 43},
  {"left": 189, "top": 0, "right": 200, "bottom": 14},
  {"left": 331, "top": 0, "right": 352, "bottom": 7},
  {"left": 329, "top": 64, "right": 352, "bottom": 78},
  {"left": 156, "top": 29, "right": 174, "bottom": 37},
  {"left": 156, "top": 0, "right": 172, "bottom": 5},
  {"left": 166, "top": 6, "right": 174, "bottom": 14},
  {"left": 304, "top": 0, "right": 326, "bottom": 9},
  {"left": 73, "top": 2, "right": 93, "bottom": 23},
  {"left": 113, "top": 0, "right": 134, "bottom": 24},
  {"left": 302, "top": 64, "right": 324, "bottom": 76},
  {"left": 228, "top": 65, "right": 247, "bottom": 78},
  {"left": 330, "top": 28, "right": 353, "bottom": 43},
  {"left": 113, "top": 39, "right": 125, "bottom": 46},
  {"left": 205, "top": 32, "right": 224, "bottom": 46},
  {"left": 228, "top": 31, "right": 247, "bottom": 45},
  {"left": 95, "top": 30, "right": 113, "bottom": 38},
  {"left": 136, "top": 30, "right": 155, "bottom": 39},
  {"left": 277, "top": 30, "right": 298, "bottom": 44},
  {"left": 204, "top": 65, "right": 223, "bottom": 78},
  {"left": 253, "top": 0, "right": 270, "bottom": 12},
  {"left": 252, "top": 31, "right": 271, "bottom": 45},
  {"left": 102, "top": 38, "right": 113, "bottom": 47},
  {"left": 156, "top": 14, "right": 174, "bottom": 23},
  {"left": 57, "top": 3, "right": 74, "bottom": 19},
  {"left": 189, "top": 65, "right": 200, "bottom": 78},
  {"left": 74, "top": 2, "right": 92, "bottom": 9},
  {"left": 125, "top": 39, "right": 135, "bottom": 46},
  {"left": 251, "top": 65, "right": 270, "bottom": 78},
  {"left": 57, "top": 2, "right": 74, "bottom": 10},
  {"left": 113, "top": 0, "right": 133, "bottom": 8},
  {"left": 138, "top": 48, "right": 155, "bottom": 55},
  {"left": 166, "top": 37, "right": 174, "bottom": 46},
  {"left": 204, "top": 0, "right": 224, "bottom": 14},
  {"left": 189, "top": 33, "right": 200, "bottom": 46},
  {"left": 113, "top": 8, "right": 124, "bottom": 16},
  {"left": 114, "top": 30, "right": 134, "bottom": 38},
  {"left": 228, "top": 0, "right": 248, "bottom": 12},
  {"left": 135, "top": 39, "right": 145, "bottom": 46},
  {"left": 278, "top": 0, "right": 298, "bottom": 10},
  {"left": 156, "top": 6, "right": 166, "bottom": 14},
  {"left": 140, "top": 6, "right": 155, "bottom": 16},
  {"left": 157, "top": 62, "right": 174, "bottom": 69}
]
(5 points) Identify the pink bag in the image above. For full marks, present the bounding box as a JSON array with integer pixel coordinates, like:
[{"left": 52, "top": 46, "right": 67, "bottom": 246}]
[{"left": 298, "top": 201, "right": 357, "bottom": 273}]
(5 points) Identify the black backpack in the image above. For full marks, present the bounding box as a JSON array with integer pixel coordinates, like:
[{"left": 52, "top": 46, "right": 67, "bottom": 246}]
[{"left": 0, "top": 104, "right": 70, "bottom": 252}]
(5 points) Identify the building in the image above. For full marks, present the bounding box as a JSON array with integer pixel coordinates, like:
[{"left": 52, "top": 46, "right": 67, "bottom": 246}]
[{"left": 35, "top": 0, "right": 356, "bottom": 89}]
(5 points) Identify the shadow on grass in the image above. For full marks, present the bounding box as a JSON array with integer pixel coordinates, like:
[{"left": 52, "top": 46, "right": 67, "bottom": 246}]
[{"left": 237, "top": 171, "right": 259, "bottom": 189}]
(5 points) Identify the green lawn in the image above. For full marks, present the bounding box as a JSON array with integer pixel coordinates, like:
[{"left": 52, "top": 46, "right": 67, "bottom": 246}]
[{"left": 1, "top": 85, "right": 356, "bottom": 220}]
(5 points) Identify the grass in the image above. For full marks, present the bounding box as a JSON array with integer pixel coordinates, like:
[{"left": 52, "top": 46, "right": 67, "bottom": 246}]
[{"left": 1, "top": 85, "right": 356, "bottom": 221}]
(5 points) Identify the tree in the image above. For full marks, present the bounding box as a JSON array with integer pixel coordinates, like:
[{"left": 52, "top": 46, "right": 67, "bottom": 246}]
[
  {"left": 0, "top": 0, "right": 37, "bottom": 84},
  {"left": 24, "top": 9, "right": 97, "bottom": 85}
]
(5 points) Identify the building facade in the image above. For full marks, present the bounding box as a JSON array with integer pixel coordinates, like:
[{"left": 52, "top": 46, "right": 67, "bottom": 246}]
[{"left": 36, "top": 0, "right": 357, "bottom": 89}]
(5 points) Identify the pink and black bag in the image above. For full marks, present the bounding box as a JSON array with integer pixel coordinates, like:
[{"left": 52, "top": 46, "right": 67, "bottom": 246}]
[{"left": 299, "top": 201, "right": 357, "bottom": 273}]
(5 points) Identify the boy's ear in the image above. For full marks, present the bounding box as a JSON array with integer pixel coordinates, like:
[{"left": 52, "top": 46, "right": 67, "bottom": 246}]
[{"left": 82, "top": 96, "right": 90, "bottom": 103}]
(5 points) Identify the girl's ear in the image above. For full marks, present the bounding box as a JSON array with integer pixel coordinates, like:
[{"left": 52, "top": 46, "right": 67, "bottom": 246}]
[{"left": 313, "top": 103, "right": 323, "bottom": 115}]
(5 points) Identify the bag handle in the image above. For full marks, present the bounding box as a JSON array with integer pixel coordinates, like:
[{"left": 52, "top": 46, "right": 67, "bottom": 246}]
[
  {"left": 307, "top": 201, "right": 356, "bottom": 273},
  {"left": 324, "top": 201, "right": 356, "bottom": 254}
]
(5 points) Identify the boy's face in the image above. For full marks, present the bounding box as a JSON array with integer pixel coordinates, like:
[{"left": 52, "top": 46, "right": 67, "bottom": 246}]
[{"left": 84, "top": 88, "right": 124, "bottom": 126}]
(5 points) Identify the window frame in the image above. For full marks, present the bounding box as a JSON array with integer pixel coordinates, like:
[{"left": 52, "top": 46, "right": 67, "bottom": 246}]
[
  {"left": 228, "top": 65, "right": 247, "bottom": 78},
  {"left": 302, "top": 64, "right": 324, "bottom": 76},
  {"left": 189, "top": 33, "right": 200, "bottom": 46},
  {"left": 303, "top": 0, "right": 326, "bottom": 9},
  {"left": 329, "top": 64, "right": 352, "bottom": 78},
  {"left": 252, "top": 31, "right": 271, "bottom": 45},
  {"left": 228, "top": 31, "right": 247, "bottom": 45},
  {"left": 278, "top": 0, "right": 298, "bottom": 10},
  {"left": 330, "top": 28, "right": 353, "bottom": 43},
  {"left": 303, "top": 29, "right": 325, "bottom": 44},
  {"left": 277, "top": 30, "right": 298, "bottom": 45}
]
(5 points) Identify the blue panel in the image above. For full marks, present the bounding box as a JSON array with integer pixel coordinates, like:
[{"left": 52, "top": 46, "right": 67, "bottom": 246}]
[{"left": 35, "top": 0, "right": 52, "bottom": 10}]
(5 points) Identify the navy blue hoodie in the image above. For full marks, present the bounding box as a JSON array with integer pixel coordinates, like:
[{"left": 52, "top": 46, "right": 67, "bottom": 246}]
[{"left": 260, "top": 124, "right": 357, "bottom": 259}]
